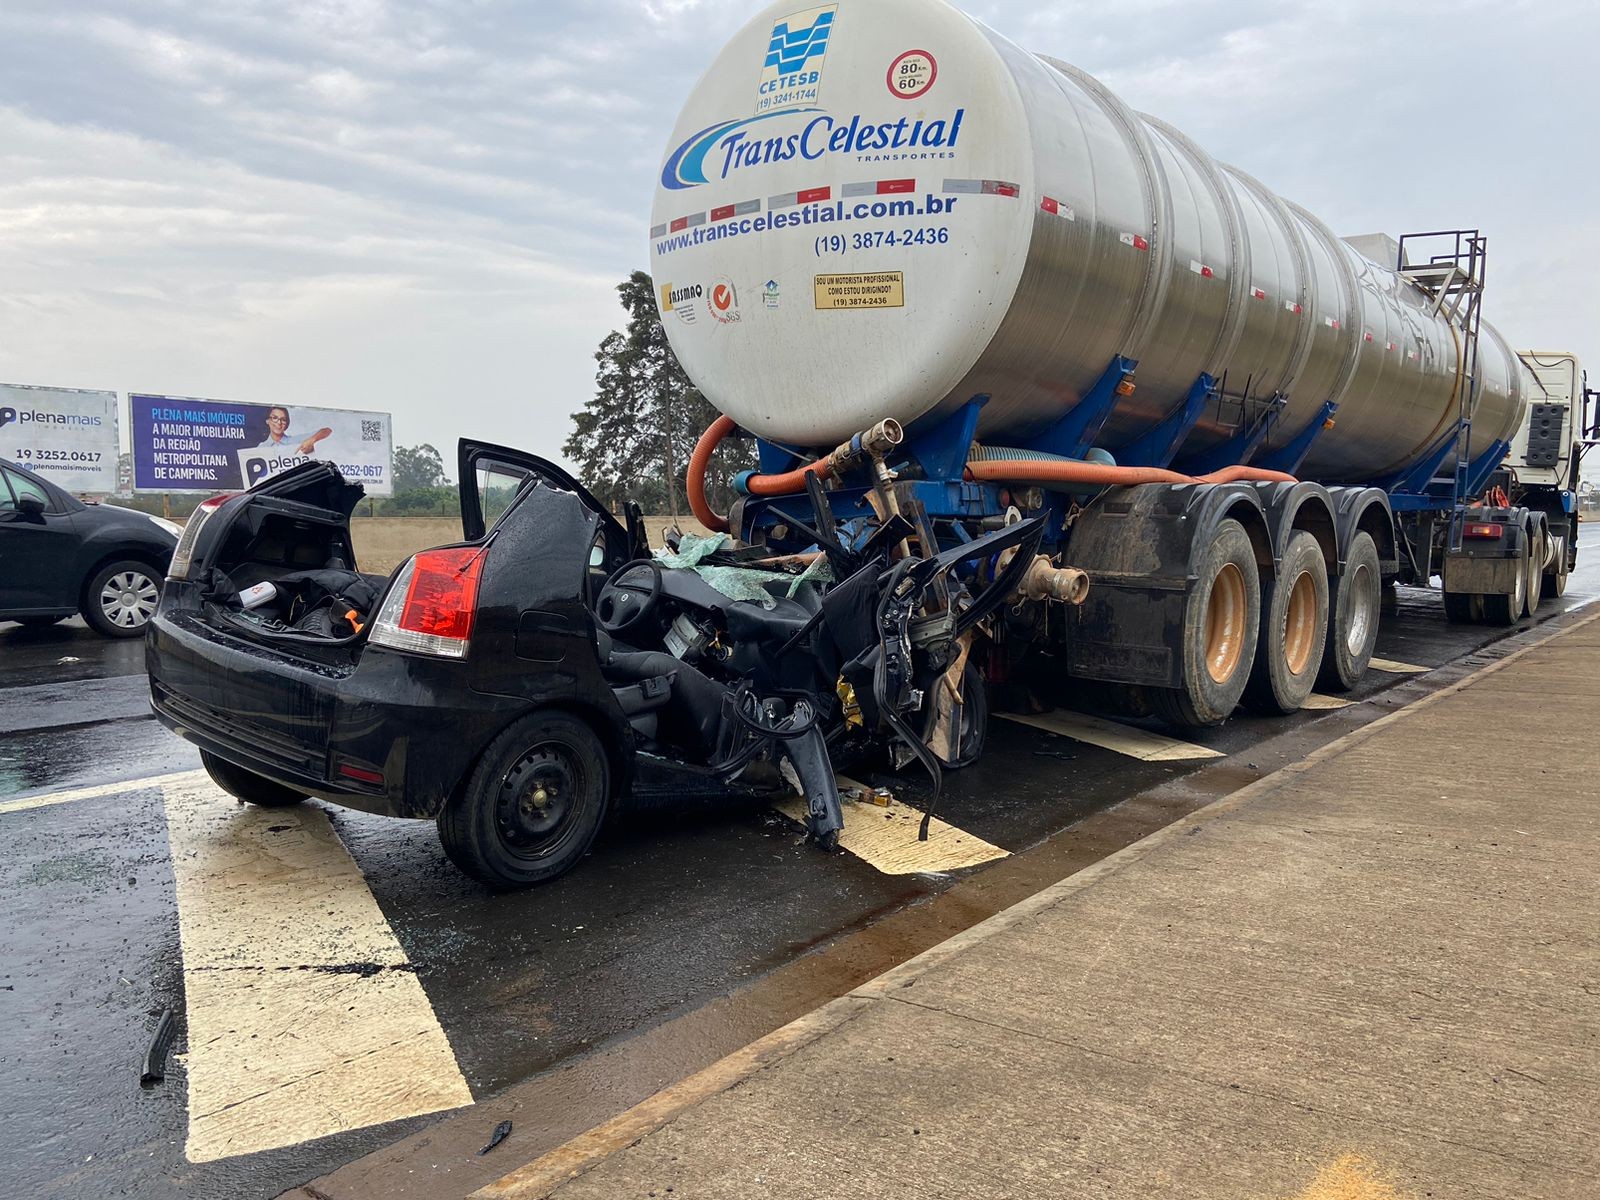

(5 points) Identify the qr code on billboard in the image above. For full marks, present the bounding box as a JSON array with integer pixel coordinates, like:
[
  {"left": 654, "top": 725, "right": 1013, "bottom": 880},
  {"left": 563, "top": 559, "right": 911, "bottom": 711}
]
[{"left": 361, "top": 420, "right": 383, "bottom": 442}]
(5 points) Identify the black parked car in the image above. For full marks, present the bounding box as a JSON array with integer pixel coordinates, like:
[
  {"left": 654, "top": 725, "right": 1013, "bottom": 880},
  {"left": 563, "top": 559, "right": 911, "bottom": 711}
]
[
  {"left": 0, "top": 457, "right": 181, "bottom": 637},
  {"left": 146, "top": 441, "right": 1030, "bottom": 888}
]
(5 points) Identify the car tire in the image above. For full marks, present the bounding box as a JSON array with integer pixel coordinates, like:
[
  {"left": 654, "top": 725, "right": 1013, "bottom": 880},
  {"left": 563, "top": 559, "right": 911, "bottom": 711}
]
[
  {"left": 200, "top": 750, "right": 307, "bottom": 807},
  {"left": 944, "top": 659, "right": 989, "bottom": 769},
  {"left": 437, "top": 711, "right": 611, "bottom": 889},
  {"left": 82, "top": 559, "right": 162, "bottom": 638}
]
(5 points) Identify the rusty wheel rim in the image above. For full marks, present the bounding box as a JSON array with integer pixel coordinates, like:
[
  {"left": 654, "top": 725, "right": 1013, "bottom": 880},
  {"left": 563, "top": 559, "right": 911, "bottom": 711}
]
[
  {"left": 1205, "top": 563, "right": 1247, "bottom": 684},
  {"left": 1283, "top": 570, "right": 1317, "bottom": 676}
]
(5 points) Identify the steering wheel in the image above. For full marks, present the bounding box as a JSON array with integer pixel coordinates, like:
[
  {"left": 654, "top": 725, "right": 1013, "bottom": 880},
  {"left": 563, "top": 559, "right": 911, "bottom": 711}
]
[{"left": 594, "top": 558, "right": 664, "bottom": 635}]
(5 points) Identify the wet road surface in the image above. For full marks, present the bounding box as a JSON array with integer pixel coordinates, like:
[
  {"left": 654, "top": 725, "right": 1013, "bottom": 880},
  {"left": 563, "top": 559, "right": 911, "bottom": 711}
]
[{"left": 3, "top": 527, "right": 1597, "bottom": 1200}]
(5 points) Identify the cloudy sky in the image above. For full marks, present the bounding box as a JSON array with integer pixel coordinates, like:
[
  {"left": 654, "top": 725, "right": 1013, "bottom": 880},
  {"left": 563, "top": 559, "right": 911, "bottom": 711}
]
[{"left": 2, "top": 0, "right": 1595, "bottom": 474}]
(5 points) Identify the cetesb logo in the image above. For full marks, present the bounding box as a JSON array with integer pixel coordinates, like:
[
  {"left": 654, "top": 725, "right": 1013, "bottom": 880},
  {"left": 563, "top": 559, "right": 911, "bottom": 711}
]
[
  {"left": 709, "top": 279, "right": 741, "bottom": 324},
  {"left": 757, "top": 5, "right": 838, "bottom": 113}
]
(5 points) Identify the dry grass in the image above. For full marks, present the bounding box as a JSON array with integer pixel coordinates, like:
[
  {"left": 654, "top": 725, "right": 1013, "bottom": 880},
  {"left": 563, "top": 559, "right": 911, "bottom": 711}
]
[{"left": 348, "top": 514, "right": 712, "bottom": 575}]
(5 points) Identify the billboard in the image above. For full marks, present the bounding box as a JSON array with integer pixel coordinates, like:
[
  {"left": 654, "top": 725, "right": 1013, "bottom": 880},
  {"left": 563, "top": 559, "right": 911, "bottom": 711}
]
[
  {"left": 0, "top": 383, "right": 119, "bottom": 493},
  {"left": 130, "top": 394, "right": 393, "bottom": 495}
]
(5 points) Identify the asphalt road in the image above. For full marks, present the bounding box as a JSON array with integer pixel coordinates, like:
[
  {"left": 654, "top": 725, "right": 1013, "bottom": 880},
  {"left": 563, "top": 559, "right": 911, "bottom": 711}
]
[{"left": 3, "top": 526, "right": 1598, "bottom": 1200}]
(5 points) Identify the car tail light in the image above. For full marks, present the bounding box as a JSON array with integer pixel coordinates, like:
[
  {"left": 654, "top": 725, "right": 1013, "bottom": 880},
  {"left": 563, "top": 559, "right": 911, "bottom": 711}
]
[
  {"left": 368, "top": 547, "right": 487, "bottom": 658},
  {"left": 1463, "top": 522, "right": 1504, "bottom": 539},
  {"left": 167, "top": 493, "right": 239, "bottom": 580}
]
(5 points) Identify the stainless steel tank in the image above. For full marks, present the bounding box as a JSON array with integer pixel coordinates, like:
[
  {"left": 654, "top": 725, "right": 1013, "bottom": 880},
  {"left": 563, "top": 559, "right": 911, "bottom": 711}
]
[{"left": 649, "top": 0, "right": 1533, "bottom": 484}]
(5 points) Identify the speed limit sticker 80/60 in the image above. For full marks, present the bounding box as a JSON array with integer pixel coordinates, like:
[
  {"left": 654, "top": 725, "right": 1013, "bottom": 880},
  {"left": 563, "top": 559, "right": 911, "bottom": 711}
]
[{"left": 887, "top": 50, "right": 937, "bottom": 100}]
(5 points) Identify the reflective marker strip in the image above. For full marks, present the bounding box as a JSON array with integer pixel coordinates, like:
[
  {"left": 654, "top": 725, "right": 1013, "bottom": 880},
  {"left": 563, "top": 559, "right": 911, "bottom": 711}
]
[
  {"left": 164, "top": 778, "right": 472, "bottom": 1162},
  {"left": 1120, "top": 232, "right": 1150, "bottom": 251},
  {"left": 774, "top": 775, "right": 1007, "bottom": 875},
  {"left": 0, "top": 769, "right": 207, "bottom": 816},
  {"left": 649, "top": 223, "right": 667, "bottom": 238},
  {"left": 943, "top": 178, "right": 1019, "bottom": 196},
  {"left": 1325, "top": 316, "right": 1341, "bottom": 329},
  {"left": 1285, "top": 300, "right": 1304, "bottom": 314},
  {"left": 1039, "top": 195, "right": 1076, "bottom": 220},
  {"left": 710, "top": 199, "right": 761, "bottom": 221},
  {"left": 1251, "top": 286, "right": 1268, "bottom": 300},
  {"left": 1368, "top": 657, "right": 1429, "bottom": 674},
  {"left": 769, "top": 186, "right": 832, "bottom": 209},
  {"left": 1190, "top": 259, "right": 1214, "bottom": 278},
  {"left": 843, "top": 179, "right": 915, "bottom": 197},
  {"left": 999, "top": 711, "right": 1223, "bottom": 762}
]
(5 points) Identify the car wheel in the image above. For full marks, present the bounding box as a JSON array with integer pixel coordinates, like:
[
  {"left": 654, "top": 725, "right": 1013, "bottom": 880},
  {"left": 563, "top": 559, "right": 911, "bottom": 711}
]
[
  {"left": 82, "top": 559, "right": 161, "bottom": 638},
  {"left": 437, "top": 711, "right": 611, "bottom": 889},
  {"left": 200, "top": 750, "right": 307, "bottom": 807},
  {"left": 944, "top": 659, "right": 989, "bottom": 769}
]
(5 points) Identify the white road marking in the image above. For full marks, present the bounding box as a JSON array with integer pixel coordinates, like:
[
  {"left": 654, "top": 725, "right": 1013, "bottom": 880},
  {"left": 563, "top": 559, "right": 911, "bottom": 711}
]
[
  {"left": 1300, "top": 694, "right": 1354, "bottom": 710},
  {"left": 999, "top": 710, "right": 1224, "bottom": 761},
  {"left": 1368, "top": 656, "right": 1429, "bottom": 674},
  {"left": 0, "top": 769, "right": 205, "bottom": 816},
  {"left": 775, "top": 775, "right": 1008, "bottom": 875},
  {"left": 161, "top": 775, "right": 472, "bottom": 1163}
]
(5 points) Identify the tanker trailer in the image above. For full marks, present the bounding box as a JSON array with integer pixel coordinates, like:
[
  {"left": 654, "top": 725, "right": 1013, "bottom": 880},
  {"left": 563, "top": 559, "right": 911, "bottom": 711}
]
[{"left": 651, "top": 0, "right": 1581, "bottom": 730}]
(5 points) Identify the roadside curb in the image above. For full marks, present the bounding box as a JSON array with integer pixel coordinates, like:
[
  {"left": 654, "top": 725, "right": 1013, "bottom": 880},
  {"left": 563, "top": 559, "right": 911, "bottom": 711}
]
[{"left": 473, "top": 602, "right": 1600, "bottom": 1199}]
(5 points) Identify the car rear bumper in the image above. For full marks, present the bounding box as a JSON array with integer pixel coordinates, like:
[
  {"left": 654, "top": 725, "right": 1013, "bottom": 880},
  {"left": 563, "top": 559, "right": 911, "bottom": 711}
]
[{"left": 147, "top": 609, "right": 529, "bottom": 818}]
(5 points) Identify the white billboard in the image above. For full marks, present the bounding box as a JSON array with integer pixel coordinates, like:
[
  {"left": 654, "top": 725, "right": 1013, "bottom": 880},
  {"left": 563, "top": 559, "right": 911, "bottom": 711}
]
[{"left": 0, "top": 383, "right": 120, "bottom": 493}]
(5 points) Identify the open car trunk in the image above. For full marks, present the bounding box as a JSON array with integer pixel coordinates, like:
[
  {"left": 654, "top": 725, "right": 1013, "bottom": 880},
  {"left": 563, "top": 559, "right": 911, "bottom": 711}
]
[{"left": 190, "top": 463, "right": 390, "bottom": 659}]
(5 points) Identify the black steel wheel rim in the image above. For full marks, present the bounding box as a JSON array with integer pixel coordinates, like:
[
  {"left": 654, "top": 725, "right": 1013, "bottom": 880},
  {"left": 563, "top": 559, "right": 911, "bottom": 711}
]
[{"left": 494, "top": 742, "right": 588, "bottom": 860}]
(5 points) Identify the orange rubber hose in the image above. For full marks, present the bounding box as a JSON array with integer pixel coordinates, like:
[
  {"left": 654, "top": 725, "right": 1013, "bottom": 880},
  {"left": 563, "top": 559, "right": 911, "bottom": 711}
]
[
  {"left": 687, "top": 415, "right": 836, "bottom": 532},
  {"left": 686, "top": 415, "right": 738, "bottom": 533},
  {"left": 686, "top": 418, "right": 1298, "bottom": 533},
  {"left": 965, "top": 460, "right": 1296, "bottom": 487}
]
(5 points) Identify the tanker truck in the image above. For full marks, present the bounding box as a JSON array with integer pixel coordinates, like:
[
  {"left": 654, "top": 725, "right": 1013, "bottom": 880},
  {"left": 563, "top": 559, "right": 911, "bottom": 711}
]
[
  {"left": 138, "top": 0, "right": 1591, "bottom": 888},
  {"left": 653, "top": 0, "right": 1586, "bottom": 730}
]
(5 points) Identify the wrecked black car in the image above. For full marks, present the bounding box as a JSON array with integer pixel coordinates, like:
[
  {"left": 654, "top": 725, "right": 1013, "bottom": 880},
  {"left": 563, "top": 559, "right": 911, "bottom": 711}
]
[{"left": 147, "top": 440, "right": 1080, "bottom": 888}]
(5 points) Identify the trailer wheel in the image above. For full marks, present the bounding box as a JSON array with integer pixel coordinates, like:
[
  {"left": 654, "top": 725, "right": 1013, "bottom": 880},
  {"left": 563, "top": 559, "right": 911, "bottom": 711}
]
[
  {"left": 1481, "top": 529, "right": 1528, "bottom": 627},
  {"left": 1243, "top": 530, "right": 1329, "bottom": 715},
  {"left": 1318, "top": 531, "right": 1381, "bottom": 691},
  {"left": 437, "top": 710, "right": 610, "bottom": 889},
  {"left": 1150, "top": 519, "right": 1260, "bottom": 730}
]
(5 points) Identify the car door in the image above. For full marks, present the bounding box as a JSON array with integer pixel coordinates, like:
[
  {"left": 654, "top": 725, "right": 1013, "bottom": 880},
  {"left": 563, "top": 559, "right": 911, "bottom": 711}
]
[
  {"left": 0, "top": 465, "right": 81, "bottom": 612},
  {"left": 456, "top": 440, "right": 645, "bottom": 581}
]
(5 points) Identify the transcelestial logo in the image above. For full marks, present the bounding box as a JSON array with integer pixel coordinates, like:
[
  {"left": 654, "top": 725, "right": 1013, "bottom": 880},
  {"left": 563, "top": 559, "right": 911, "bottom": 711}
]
[
  {"left": 661, "top": 107, "right": 965, "bottom": 190},
  {"left": 757, "top": 5, "right": 838, "bottom": 114}
]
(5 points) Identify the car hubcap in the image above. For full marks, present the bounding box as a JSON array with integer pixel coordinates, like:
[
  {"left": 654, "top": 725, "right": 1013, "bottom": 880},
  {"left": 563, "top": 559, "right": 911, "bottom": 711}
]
[
  {"left": 495, "top": 744, "right": 585, "bottom": 858},
  {"left": 101, "top": 571, "right": 159, "bottom": 629}
]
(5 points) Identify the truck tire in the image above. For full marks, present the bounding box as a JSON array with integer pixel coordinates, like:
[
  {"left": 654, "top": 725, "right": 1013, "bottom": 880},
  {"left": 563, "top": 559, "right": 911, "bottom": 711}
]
[
  {"left": 1481, "top": 530, "right": 1528, "bottom": 626},
  {"left": 200, "top": 750, "right": 307, "bottom": 808},
  {"left": 437, "top": 710, "right": 610, "bottom": 889},
  {"left": 1522, "top": 521, "right": 1544, "bottom": 615},
  {"left": 1318, "top": 531, "right": 1381, "bottom": 691},
  {"left": 1244, "top": 530, "right": 1329, "bottom": 715},
  {"left": 1150, "top": 519, "right": 1260, "bottom": 730}
]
